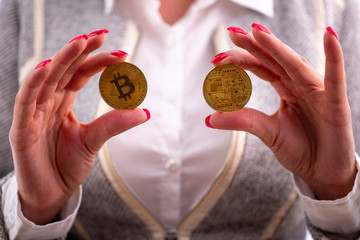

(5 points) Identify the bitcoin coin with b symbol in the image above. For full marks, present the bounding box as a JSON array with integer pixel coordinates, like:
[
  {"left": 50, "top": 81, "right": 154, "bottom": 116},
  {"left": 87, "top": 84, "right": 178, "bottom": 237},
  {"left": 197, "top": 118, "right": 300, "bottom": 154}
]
[{"left": 99, "top": 62, "right": 147, "bottom": 109}]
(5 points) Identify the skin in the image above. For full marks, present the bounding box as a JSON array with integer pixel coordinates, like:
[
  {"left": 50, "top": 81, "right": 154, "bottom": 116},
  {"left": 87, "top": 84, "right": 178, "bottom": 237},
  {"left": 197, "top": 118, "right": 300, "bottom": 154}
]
[
  {"left": 209, "top": 27, "right": 356, "bottom": 200},
  {"left": 9, "top": 32, "right": 149, "bottom": 224},
  {"left": 9, "top": 0, "right": 357, "bottom": 226},
  {"left": 158, "top": 0, "right": 194, "bottom": 25}
]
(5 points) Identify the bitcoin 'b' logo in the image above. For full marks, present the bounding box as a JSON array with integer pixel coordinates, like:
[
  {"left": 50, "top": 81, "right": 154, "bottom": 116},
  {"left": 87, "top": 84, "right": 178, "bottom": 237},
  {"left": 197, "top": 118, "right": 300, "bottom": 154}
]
[
  {"left": 99, "top": 62, "right": 147, "bottom": 110},
  {"left": 110, "top": 72, "right": 135, "bottom": 101}
]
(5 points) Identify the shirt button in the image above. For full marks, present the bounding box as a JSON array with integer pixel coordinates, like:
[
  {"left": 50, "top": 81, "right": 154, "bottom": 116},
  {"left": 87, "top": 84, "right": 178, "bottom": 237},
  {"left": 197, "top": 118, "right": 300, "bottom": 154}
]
[{"left": 165, "top": 159, "right": 178, "bottom": 172}]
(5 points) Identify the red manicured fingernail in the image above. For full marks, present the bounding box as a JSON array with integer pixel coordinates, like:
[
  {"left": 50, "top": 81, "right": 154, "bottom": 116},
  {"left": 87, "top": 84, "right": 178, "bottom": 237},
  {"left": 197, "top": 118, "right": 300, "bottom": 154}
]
[
  {"left": 35, "top": 59, "right": 52, "bottom": 69},
  {"left": 88, "top": 29, "right": 109, "bottom": 37},
  {"left": 143, "top": 108, "right": 151, "bottom": 121},
  {"left": 227, "top": 26, "right": 248, "bottom": 35},
  {"left": 68, "top": 34, "right": 88, "bottom": 44},
  {"left": 205, "top": 114, "right": 214, "bottom": 128},
  {"left": 252, "top": 23, "right": 271, "bottom": 34},
  {"left": 211, "top": 52, "right": 228, "bottom": 64},
  {"left": 111, "top": 50, "right": 128, "bottom": 58},
  {"left": 326, "top": 26, "right": 339, "bottom": 41}
]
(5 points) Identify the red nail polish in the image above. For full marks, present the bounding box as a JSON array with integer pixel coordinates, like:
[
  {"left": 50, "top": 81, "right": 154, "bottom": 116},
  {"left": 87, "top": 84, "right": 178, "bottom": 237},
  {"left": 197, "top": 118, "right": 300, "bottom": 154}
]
[
  {"left": 205, "top": 114, "right": 214, "bottom": 128},
  {"left": 88, "top": 29, "right": 109, "bottom": 37},
  {"left": 143, "top": 108, "right": 151, "bottom": 121},
  {"left": 252, "top": 23, "right": 271, "bottom": 34},
  {"left": 35, "top": 59, "right": 52, "bottom": 69},
  {"left": 326, "top": 26, "right": 339, "bottom": 41},
  {"left": 111, "top": 50, "right": 129, "bottom": 58},
  {"left": 227, "top": 27, "right": 248, "bottom": 35},
  {"left": 68, "top": 34, "right": 88, "bottom": 44},
  {"left": 211, "top": 52, "right": 228, "bottom": 64}
]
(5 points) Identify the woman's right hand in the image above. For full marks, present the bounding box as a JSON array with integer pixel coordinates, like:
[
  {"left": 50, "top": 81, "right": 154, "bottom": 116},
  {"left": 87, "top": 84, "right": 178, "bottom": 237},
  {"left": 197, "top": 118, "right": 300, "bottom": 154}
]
[{"left": 9, "top": 30, "right": 150, "bottom": 225}]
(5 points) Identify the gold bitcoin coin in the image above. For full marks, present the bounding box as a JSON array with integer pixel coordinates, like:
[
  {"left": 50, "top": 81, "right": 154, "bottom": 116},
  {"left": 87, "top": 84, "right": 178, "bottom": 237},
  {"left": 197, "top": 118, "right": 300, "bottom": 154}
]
[
  {"left": 203, "top": 64, "right": 252, "bottom": 112},
  {"left": 99, "top": 62, "right": 147, "bottom": 110}
]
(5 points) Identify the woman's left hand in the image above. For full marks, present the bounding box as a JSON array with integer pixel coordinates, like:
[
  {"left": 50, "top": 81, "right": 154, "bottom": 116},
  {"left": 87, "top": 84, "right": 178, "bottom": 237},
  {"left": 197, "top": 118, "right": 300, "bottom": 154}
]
[{"left": 207, "top": 24, "right": 356, "bottom": 200}]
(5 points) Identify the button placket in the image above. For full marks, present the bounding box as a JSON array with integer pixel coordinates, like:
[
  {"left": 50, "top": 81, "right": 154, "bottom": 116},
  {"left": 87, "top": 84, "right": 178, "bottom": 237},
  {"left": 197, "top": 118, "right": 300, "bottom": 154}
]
[{"left": 165, "top": 31, "right": 177, "bottom": 47}]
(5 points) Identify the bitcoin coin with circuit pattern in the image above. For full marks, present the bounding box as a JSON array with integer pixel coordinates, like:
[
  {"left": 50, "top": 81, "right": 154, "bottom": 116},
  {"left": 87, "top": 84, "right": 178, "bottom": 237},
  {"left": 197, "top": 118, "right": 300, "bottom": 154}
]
[
  {"left": 99, "top": 62, "right": 147, "bottom": 110},
  {"left": 203, "top": 64, "right": 252, "bottom": 112}
]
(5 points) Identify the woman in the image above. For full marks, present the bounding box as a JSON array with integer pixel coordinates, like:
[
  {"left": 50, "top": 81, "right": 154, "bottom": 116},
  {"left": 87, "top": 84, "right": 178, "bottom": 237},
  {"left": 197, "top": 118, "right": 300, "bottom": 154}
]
[{"left": 1, "top": 0, "right": 360, "bottom": 239}]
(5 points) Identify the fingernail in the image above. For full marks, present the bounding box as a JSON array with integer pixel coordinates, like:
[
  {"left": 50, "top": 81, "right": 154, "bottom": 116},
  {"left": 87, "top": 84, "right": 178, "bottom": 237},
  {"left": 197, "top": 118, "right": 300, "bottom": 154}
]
[
  {"left": 143, "top": 108, "right": 151, "bottom": 121},
  {"left": 227, "top": 26, "right": 248, "bottom": 35},
  {"left": 111, "top": 50, "right": 129, "bottom": 58},
  {"left": 88, "top": 29, "right": 109, "bottom": 37},
  {"left": 35, "top": 59, "right": 52, "bottom": 69},
  {"left": 205, "top": 114, "right": 214, "bottom": 128},
  {"left": 326, "top": 26, "right": 339, "bottom": 41},
  {"left": 211, "top": 52, "right": 228, "bottom": 64},
  {"left": 252, "top": 23, "right": 271, "bottom": 34},
  {"left": 68, "top": 34, "right": 88, "bottom": 44}
]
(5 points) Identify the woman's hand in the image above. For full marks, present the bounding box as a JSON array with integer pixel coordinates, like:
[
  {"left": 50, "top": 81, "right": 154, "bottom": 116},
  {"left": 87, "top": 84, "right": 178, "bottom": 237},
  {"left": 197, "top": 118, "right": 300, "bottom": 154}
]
[
  {"left": 9, "top": 30, "right": 150, "bottom": 225},
  {"left": 207, "top": 24, "right": 356, "bottom": 200}
]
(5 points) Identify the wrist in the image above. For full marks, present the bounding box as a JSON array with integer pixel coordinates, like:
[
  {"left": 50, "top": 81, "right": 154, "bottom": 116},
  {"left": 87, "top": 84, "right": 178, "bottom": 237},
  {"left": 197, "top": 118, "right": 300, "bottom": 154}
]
[
  {"left": 308, "top": 158, "right": 357, "bottom": 200},
  {"left": 18, "top": 191, "right": 72, "bottom": 225},
  {"left": 310, "top": 180, "right": 355, "bottom": 200}
]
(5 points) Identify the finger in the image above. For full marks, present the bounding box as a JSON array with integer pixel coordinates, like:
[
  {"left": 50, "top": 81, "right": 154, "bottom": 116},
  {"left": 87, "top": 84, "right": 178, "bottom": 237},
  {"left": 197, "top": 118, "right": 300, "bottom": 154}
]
[
  {"left": 324, "top": 27, "right": 347, "bottom": 104},
  {"left": 211, "top": 51, "right": 293, "bottom": 99},
  {"left": 66, "top": 50, "right": 128, "bottom": 92},
  {"left": 211, "top": 50, "right": 280, "bottom": 82},
  {"left": 227, "top": 26, "right": 288, "bottom": 77},
  {"left": 205, "top": 107, "right": 278, "bottom": 148},
  {"left": 36, "top": 34, "right": 88, "bottom": 104},
  {"left": 251, "top": 23, "right": 322, "bottom": 86},
  {"left": 56, "top": 29, "right": 109, "bottom": 90},
  {"left": 13, "top": 60, "right": 52, "bottom": 128},
  {"left": 84, "top": 108, "right": 151, "bottom": 154},
  {"left": 85, "top": 29, "right": 110, "bottom": 53}
]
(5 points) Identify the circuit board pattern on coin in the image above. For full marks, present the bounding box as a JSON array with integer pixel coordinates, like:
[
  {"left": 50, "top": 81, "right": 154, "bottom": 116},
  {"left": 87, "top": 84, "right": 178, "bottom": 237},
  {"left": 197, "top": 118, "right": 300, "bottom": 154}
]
[
  {"left": 99, "top": 62, "right": 147, "bottom": 110},
  {"left": 203, "top": 64, "right": 252, "bottom": 112}
]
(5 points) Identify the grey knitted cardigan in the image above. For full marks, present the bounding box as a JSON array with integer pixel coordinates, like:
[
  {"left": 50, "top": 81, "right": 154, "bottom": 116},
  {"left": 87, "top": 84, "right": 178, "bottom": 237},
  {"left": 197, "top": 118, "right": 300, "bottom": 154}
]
[{"left": 1, "top": 0, "right": 360, "bottom": 239}]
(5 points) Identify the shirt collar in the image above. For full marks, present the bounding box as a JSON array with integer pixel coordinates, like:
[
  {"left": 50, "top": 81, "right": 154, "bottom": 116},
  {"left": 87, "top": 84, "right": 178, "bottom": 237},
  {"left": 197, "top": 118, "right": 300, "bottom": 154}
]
[
  {"left": 104, "top": 0, "right": 273, "bottom": 17},
  {"left": 104, "top": 0, "right": 114, "bottom": 15},
  {"left": 229, "top": 0, "right": 273, "bottom": 17}
]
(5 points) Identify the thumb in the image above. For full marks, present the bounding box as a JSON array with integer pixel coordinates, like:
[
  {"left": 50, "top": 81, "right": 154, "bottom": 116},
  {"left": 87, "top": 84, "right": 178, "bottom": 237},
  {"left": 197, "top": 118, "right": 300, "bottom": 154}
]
[
  {"left": 206, "top": 107, "right": 278, "bottom": 147},
  {"left": 85, "top": 108, "right": 150, "bottom": 153}
]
